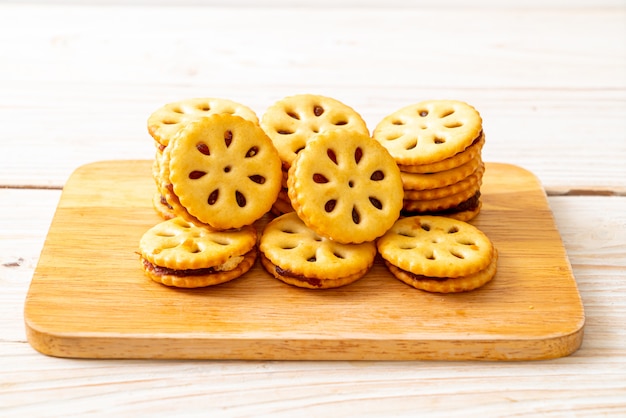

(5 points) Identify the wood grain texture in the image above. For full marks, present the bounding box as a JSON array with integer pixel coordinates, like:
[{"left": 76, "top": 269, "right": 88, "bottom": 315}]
[
  {"left": 0, "top": 5, "right": 624, "bottom": 192},
  {"left": 2, "top": 1, "right": 625, "bottom": 415},
  {"left": 24, "top": 160, "right": 584, "bottom": 360},
  {"left": 3, "top": 190, "right": 625, "bottom": 416}
]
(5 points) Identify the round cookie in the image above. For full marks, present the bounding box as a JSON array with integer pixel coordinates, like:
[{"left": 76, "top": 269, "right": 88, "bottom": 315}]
[
  {"left": 139, "top": 217, "right": 258, "bottom": 288},
  {"left": 148, "top": 97, "right": 259, "bottom": 147},
  {"left": 398, "top": 133, "right": 485, "bottom": 174},
  {"left": 165, "top": 114, "right": 283, "bottom": 230},
  {"left": 385, "top": 249, "right": 497, "bottom": 293},
  {"left": 259, "top": 212, "right": 377, "bottom": 289},
  {"left": 260, "top": 94, "right": 370, "bottom": 168},
  {"left": 287, "top": 129, "right": 404, "bottom": 244},
  {"left": 377, "top": 215, "right": 495, "bottom": 279},
  {"left": 373, "top": 100, "right": 483, "bottom": 166}
]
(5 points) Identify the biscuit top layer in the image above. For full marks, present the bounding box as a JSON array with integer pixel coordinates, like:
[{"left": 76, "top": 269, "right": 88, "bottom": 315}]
[
  {"left": 373, "top": 99, "right": 483, "bottom": 166},
  {"left": 260, "top": 94, "right": 370, "bottom": 167}
]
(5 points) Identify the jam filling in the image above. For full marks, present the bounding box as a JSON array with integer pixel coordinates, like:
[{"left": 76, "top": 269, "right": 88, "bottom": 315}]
[
  {"left": 406, "top": 132, "right": 482, "bottom": 174},
  {"left": 142, "top": 249, "right": 250, "bottom": 277},
  {"left": 143, "top": 258, "right": 219, "bottom": 277},
  {"left": 275, "top": 266, "right": 323, "bottom": 288},
  {"left": 159, "top": 195, "right": 173, "bottom": 210},
  {"left": 403, "top": 269, "right": 452, "bottom": 282},
  {"left": 437, "top": 191, "right": 481, "bottom": 214},
  {"left": 471, "top": 131, "right": 483, "bottom": 146},
  {"left": 401, "top": 191, "right": 481, "bottom": 217}
]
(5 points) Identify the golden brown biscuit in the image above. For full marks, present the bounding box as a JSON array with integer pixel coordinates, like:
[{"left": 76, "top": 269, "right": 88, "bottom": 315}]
[
  {"left": 152, "top": 192, "right": 176, "bottom": 220},
  {"left": 164, "top": 114, "right": 283, "bottom": 230},
  {"left": 397, "top": 133, "right": 485, "bottom": 174},
  {"left": 261, "top": 94, "right": 369, "bottom": 168},
  {"left": 385, "top": 249, "right": 497, "bottom": 293},
  {"left": 403, "top": 181, "right": 482, "bottom": 213},
  {"left": 259, "top": 212, "right": 377, "bottom": 289},
  {"left": 288, "top": 129, "right": 404, "bottom": 244},
  {"left": 139, "top": 217, "right": 257, "bottom": 288},
  {"left": 148, "top": 97, "right": 259, "bottom": 147},
  {"left": 403, "top": 165, "right": 484, "bottom": 201},
  {"left": 373, "top": 100, "right": 483, "bottom": 166},
  {"left": 377, "top": 215, "right": 495, "bottom": 279},
  {"left": 261, "top": 255, "right": 370, "bottom": 289},
  {"left": 400, "top": 158, "right": 483, "bottom": 191}
]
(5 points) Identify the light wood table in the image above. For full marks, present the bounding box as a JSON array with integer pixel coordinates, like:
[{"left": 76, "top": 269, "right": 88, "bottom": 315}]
[{"left": 1, "top": 2, "right": 625, "bottom": 416}]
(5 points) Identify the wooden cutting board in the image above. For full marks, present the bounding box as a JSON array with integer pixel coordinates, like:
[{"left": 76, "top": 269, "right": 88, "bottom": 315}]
[{"left": 24, "top": 161, "right": 584, "bottom": 360}]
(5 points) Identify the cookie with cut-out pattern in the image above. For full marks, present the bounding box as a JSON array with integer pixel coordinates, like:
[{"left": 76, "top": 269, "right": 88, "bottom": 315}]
[
  {"left": 139, "top": 217, "right": 257, "bottom": 288},
  {"left": 165, "top": 114, "right": 282, "bottom": 230},
  {"left": 260, "top": 94, "right": 369, "bottom": 168},
  {"left": 148, "top": 97, "right": 259, "bottom": 147},
  {"left": 377, "top": 215, "right": 495, "bottom": 279},
  {"left": 287, "top": 129, "right": 404, "bottom": 244},
  {"left": 259, "top": 212, "right": 376, "bottom": 289},
  {"left": 373, "top": 100, "right": 483, "bottom": 166},
  {"left": 385, "top": 249, "right": 497, "bottom": 293}
]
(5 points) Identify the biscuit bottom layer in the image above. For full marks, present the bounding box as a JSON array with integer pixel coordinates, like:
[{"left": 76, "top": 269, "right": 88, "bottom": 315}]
[
  {"left": 260, "top": 254, "right": 369, "bottom": 289},
  {"left": 385, "top": 250, "right": 498, "bottom": 293},
  {"left": 141, "top": 249, "right": 253, "bottom": 277}
]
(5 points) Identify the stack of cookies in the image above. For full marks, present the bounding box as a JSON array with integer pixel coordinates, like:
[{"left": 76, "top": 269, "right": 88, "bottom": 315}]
[
  {"left": 372, "top": 100, "right": 485, "bottom": 222},
  {"left": 138, "top": 95, "right": 497, "bottom": 293},
  {"left": 147, "top": 97, "right": 260, "bottom": 221},
  {"left": 139, "top": 217, "right": 259, "bottom": 288},
  {"left": 259, "top": 212, "right": 378, "bottom": 289},
  {"left": 260, "top": 94, "right": 370, "bottom": 216},
  {"left": 259, "top": 128, "right": 405, "bottom": 289},
  {"left": 139, "top": 98, "right": 283, "bottom": 288},
  {"left": 377, "top": 215, "right": 498, "bottom": 293},
  {"left": 255, "top": 95, "right": 406, "bottom": 289}
]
